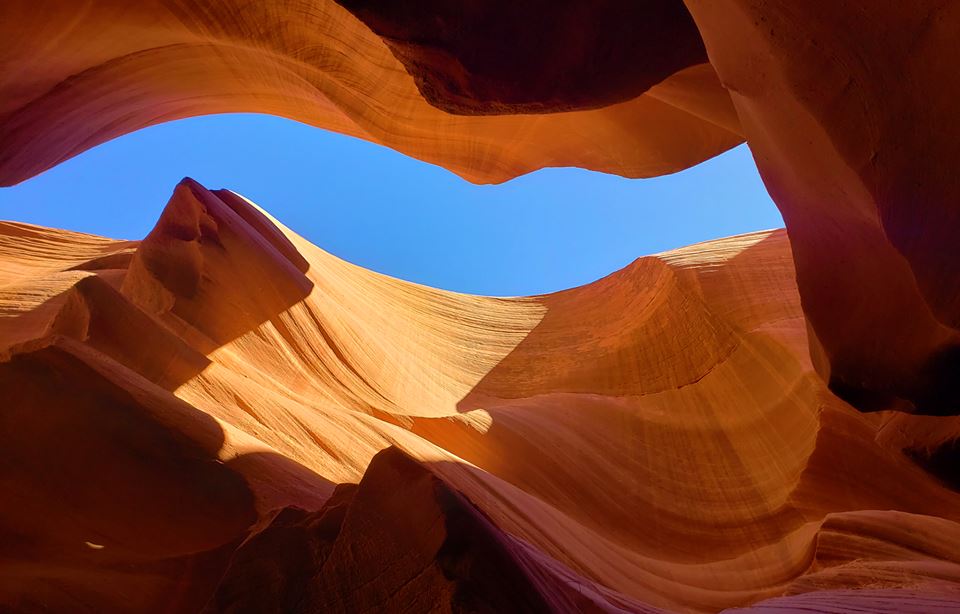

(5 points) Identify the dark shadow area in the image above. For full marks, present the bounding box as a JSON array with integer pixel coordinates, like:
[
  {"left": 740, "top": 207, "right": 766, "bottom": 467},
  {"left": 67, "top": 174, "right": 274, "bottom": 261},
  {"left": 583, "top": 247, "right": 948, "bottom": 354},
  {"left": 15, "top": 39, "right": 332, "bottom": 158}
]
[
  {"left": 205, "top": 447, "right": 598, "bottom": 613},
  {"left": 914, "top": 345, "right": 960, "bottom": 416},
  {"left": 0, "top": 337, "right": 253, "bottom": 613},
  {"left": 335, "top": 0, "right": 707, "bottom": 114},
  {"left": 0, "top": 331, "right": 337, "bottom": 613},
  {"left": 906, "top": 438, "right": 960, "bottom": 492},
  {"left": 828, "top": 380, "right": 911, "bottom": 413},
  {"left": 202, "top": 483, "right": 358, "bottom": 614},
  {"left": 830, "top": 343, "right": 960, "bottom": 416}
]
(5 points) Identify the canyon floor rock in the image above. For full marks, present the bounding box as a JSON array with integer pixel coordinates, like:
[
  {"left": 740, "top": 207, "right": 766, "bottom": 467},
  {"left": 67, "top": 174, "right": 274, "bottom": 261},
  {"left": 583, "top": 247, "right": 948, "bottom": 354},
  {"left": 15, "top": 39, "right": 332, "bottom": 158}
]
[{"left": 2, "top": 181, "right": 959, "bottom": 612}]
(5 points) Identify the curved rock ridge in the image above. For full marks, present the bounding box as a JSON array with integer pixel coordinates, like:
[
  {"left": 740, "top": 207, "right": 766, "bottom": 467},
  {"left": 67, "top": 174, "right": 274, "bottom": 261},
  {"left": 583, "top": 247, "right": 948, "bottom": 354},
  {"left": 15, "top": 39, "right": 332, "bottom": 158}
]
[
  {"left": 4, "top": 2, "right": 960, "bottom": 415},
  {"left": 333, "top": 0, "right": 709, "bottom": 115},
  {"left": 0, "top": 0, "right": 740, "bottom": 187},
  {"left": 680, "top": 1, "right": 960, "bottom": 416},
  {"left": 324, "top": 1, "right": 960, "bottom": 415},
  {"left": 1, "top": 180, "right": 959, "bottom": 612}
]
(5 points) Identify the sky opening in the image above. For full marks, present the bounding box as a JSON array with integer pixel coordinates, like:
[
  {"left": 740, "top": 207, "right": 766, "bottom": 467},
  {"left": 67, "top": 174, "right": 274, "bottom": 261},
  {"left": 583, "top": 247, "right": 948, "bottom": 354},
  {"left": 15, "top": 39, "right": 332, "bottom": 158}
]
[{"left": 0, "top": 114, "right": 782, "bottom": 296}]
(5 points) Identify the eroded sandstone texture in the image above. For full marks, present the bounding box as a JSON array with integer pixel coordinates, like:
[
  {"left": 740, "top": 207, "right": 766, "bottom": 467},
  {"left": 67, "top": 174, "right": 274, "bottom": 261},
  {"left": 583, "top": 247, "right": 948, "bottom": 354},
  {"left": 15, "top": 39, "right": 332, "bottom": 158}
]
[
  {"left": 2, "top": 182, "right": 959, "bottom": 612},
  {"left": 333, "top": 0, "right": 709, "bottom": 114},
  {"left": 0, "top": 0, "right": 740, "bottom": 185},
  {"left": 2, "top": 1, "right": 960, "bottom": 612}
]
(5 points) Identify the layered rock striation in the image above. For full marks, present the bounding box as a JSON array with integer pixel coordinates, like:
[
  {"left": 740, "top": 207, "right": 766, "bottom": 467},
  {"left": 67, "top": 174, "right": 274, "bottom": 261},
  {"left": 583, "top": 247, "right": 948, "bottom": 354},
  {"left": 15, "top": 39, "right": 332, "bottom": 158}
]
[
  {"left": 3, "top": 1, "right": 956, "bottom": 415},
  {"left": 3, "top": 1, "right": 960, "bottom": 611},
  {"left": 1, "top": 181, "right": 959, "bottom": 612}
]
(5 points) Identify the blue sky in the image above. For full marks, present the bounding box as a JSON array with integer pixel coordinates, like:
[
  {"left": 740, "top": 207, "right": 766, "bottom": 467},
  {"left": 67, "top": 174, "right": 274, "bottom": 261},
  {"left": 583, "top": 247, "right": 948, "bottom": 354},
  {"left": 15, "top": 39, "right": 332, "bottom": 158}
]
[{"left": 0, "top": 114, "right": 781, "bottom": 296}]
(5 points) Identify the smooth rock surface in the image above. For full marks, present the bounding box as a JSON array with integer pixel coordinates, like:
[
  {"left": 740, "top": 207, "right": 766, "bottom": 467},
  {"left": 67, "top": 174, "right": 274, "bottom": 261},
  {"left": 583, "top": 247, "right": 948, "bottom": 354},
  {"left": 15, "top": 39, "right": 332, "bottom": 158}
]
[
  {"left": 3, "top": 3, "right": 960, "bottom": 611},
  {"left": 3, "top": 2, "right": 959, "bottom": 415},
  {"left": 0, "top": 0, "right": 740, "bottom": 186},
  {"left": 2, "top": 181, "right": 958, "bottom": 612}
]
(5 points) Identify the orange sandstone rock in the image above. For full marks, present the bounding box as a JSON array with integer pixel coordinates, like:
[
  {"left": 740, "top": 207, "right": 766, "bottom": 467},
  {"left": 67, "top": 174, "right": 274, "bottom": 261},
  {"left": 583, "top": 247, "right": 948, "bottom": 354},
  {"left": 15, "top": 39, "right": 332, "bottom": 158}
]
[
  {"left": 321, "top": 0, "right": 960, "bottom": 414},
  {"left": 679, "top": 1, "right": 960, "bottom": 413},
  {"left": 3, "top": 2, "right": 958, "bottom": 415},
  {"left": 3, "top": 2, "right": 960, "bottom": 611},
  {"left": 1, "top": 181, "right": 959, "bottom": 612},
  {"left": 0, "top": 1, "right": 740, "bottom": 187}
]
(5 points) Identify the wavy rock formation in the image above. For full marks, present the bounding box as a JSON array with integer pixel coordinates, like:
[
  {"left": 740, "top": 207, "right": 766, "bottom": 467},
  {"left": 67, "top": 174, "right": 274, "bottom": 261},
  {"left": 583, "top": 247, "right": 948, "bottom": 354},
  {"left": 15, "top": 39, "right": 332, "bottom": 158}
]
[
  {"left": 331, "top": 0, "right": 960, "bottom": 415},
  {"left": 5, "top": 1, "right": 958, "bottom": 415},
  {"left": 2, "top": 181, "right": 959, "bottom": 612},
  {"left": 681, "top": 1, "right": 960, "bottom": 415},
  {"left": 3, "top": 1, "right": 960, "bottom": 611},
  {"left": 333, "top": 0, "right": 709, "bottom": 115},
  {"left": 0, "top": 0, "right": 740, "bottom": 186}
]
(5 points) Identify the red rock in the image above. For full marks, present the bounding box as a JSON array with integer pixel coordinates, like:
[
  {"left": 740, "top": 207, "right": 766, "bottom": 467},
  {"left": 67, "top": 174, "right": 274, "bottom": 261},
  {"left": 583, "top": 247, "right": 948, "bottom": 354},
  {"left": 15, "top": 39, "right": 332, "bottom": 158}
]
[
  {"left": 334, "top": 0, "right": 708, "bottom": 114},
  {"left": 3, "top": 3, "right": 960, "bottom": 610},
  {"left": 1, "top": 183, "right": 958, "bottom": 612},
  {"left": 682, "top": 1, "right": 960, "bottom": 413}
]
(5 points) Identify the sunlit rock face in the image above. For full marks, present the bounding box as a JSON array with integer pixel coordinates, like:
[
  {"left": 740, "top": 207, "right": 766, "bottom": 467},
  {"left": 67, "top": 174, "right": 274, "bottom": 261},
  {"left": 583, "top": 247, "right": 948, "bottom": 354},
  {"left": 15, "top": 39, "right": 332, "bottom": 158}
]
[
  {"left": 2, "top": 1, "right": 958, "bottom": 414},
  {"left": 2, "top": 182, "right": 959, "bottom": 612},
  {"left": 0, "top": 0, "right": 740, "bottom": 186},
  {"left": 2, "top": 1, "right": 960, "bottom": 612},
  {"left": 331, "top": 0, "right": 960, "bottom": 415}
]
